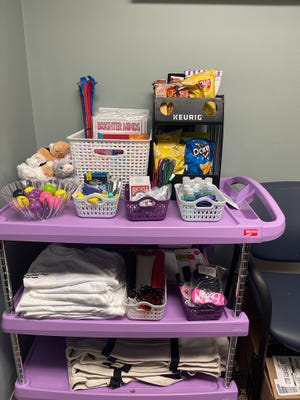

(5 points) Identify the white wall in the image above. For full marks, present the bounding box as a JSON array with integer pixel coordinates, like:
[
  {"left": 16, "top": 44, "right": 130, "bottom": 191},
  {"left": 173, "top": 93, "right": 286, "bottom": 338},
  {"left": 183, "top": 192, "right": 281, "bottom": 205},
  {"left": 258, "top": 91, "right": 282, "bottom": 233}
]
[
  {"left": 0, "top": 0, "right": 36, "bottom": 191},
  {"left": 0, "top": 0, "right": 36, "bottom": 397},
  {"left": 22, "top": 0, "right": 300, "bottom": 182}
]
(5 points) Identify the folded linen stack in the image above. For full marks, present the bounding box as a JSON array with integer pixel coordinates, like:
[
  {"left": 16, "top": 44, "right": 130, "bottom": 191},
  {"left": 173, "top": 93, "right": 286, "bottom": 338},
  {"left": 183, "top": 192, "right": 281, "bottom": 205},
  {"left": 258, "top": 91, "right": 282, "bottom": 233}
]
[
  {"left": 16, "top": 244, "right": 126, "bottom": 319},
  {"left": 66, "top": 336, "right": 228, "bottom": 390}
]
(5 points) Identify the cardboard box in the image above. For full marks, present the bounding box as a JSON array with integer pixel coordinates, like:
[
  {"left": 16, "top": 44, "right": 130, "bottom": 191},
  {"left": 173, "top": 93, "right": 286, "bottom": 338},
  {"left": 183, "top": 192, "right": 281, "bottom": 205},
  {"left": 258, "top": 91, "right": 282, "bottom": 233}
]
[
  {"left": 261, "top": 368, "right": 276, "bottom": 400},
  {"left": 261, "top": 357, "right": 300, "bottom": 400}
]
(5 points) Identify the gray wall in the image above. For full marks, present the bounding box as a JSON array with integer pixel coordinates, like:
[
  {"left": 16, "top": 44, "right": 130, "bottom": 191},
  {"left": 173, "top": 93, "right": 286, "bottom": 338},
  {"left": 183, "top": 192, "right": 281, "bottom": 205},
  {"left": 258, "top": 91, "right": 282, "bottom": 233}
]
[
  {"left": 0, "top": 0, "right": 36, "bottom": 398},
  {"left": 22, "top": 0, "right": 300, "bottom": 181},
  {"left": 0, "top": 0, "right": 36, "bottom": 191}
]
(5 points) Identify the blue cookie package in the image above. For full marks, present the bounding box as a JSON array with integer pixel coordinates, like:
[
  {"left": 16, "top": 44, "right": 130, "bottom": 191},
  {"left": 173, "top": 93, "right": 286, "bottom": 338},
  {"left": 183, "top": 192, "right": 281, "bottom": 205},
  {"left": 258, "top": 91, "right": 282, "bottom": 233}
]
[{"left": 185, "top": 138, "right": 214, "bottom": 175}]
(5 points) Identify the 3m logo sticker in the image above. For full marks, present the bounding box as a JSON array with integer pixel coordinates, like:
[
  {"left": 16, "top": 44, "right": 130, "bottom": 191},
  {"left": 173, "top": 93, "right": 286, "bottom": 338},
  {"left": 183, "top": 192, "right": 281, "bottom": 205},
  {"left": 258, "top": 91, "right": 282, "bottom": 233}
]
[{"left": 243, "top": 229, "right": 258, "bottom": 237}]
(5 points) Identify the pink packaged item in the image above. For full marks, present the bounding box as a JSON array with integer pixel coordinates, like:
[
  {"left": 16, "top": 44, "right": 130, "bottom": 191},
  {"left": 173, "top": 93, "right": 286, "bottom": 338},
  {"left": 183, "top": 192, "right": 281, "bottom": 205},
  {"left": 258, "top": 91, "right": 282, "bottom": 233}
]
[{"left": 191, "top": 288, "right": 226, "bottom": 306}]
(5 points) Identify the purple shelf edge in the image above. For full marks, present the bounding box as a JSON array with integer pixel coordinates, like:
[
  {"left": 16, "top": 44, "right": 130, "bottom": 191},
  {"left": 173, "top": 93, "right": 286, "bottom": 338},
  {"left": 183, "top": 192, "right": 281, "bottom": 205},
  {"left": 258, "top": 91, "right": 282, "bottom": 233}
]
[
  {"left": 0, "top": 177, "right": 285, "bottom": 245},
  {"left": 3, "top": 286, "right": 249, "bottom": 338},
  {"left": 14, "top": 337, "right": 238, "bottom": 400}
]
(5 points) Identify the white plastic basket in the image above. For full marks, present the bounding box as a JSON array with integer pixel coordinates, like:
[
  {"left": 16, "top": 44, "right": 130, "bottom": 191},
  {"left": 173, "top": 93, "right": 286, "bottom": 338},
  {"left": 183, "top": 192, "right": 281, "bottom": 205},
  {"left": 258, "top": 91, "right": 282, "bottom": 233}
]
[
  {"left": 67, "top": 130, "right": 151, "bottom": 186},
  {"left": 124, "top": 284, "right": 167, "bottom": 321},
  {"left": 72, "top": 184, "right": 121, "bottom": 218},
  {"left": 174, "top": 183, "right": 226, "bottom": 222}
]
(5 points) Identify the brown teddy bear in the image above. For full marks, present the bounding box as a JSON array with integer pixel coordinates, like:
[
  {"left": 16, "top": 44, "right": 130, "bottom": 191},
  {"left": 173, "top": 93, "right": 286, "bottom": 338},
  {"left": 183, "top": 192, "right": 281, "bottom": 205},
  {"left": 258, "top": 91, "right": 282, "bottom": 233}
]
[
  {"left": 36, "top": 141, "right": 71, "bottom": 177},
  {"left": 37, "top": 141, "right": 70, "bottom": 164}
]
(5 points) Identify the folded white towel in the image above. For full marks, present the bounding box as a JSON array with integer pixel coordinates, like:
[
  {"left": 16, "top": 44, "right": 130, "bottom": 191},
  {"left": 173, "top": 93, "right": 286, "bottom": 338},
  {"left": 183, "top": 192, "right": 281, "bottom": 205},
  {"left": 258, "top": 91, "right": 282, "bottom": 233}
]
[
  {"left": 16, "top": 244, "right": 126, "bottom": 319},
  {"left": 23, "top": 244, "right": 125, "bottom": 290},
  {"left": 16, "top": 286, "right": 126, "bottom": 319},
  {"left": 16, "top": 308, "right": 125, "bottom": 319},
  {"left": 32, "top": 281, "right": 115, "bottom": 295},
  {"left": 20, "top": 286, "right": 126, "bottom": 307}
]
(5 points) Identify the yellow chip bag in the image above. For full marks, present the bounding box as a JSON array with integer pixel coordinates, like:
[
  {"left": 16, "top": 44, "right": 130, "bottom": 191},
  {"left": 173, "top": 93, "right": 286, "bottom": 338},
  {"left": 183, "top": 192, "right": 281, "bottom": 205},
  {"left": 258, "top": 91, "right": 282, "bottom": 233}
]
[
  {"left": 181, "top": 69, "right": 216, "bottom": 98},
  {"left": 155, "top": 129, "right": 182, "bottom": 144},
  {"left": 153, "top": 142, "right": 185, "bottom": 175}
]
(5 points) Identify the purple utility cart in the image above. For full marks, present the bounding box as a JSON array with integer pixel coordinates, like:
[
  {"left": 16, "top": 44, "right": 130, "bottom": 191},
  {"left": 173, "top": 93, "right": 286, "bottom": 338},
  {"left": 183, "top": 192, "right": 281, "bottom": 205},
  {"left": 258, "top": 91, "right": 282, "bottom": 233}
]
[{"left": 0, "top": 177, "right": 285, "bottom": 400}]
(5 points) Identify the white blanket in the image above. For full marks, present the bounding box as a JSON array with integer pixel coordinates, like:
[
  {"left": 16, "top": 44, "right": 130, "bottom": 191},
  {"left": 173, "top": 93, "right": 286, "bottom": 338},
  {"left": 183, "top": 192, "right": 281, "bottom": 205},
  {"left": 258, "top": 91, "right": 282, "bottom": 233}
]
[
  {"left": 16, "top": 244, "right": 126, "bottom": 319},
  {"left": 22, "top": 244, "right": 125, "bottom": 289}
]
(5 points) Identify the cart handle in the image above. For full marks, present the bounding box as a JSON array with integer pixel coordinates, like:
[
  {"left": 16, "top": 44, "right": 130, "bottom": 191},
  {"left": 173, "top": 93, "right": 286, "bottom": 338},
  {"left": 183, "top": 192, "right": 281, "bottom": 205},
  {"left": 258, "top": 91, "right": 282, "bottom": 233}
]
[{"left": 220, "top": 176, "right": 286, "bottom": 239}]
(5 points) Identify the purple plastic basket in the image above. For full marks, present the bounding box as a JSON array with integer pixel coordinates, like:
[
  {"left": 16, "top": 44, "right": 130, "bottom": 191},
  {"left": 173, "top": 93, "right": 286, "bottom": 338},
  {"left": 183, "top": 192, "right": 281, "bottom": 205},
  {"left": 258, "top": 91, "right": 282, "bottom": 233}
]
[
  {"left": 179, "top": 286, "right": 226, "bottom": 321},
  {"left": 124, "top": 184, "right": 170, "bottom": 221}
]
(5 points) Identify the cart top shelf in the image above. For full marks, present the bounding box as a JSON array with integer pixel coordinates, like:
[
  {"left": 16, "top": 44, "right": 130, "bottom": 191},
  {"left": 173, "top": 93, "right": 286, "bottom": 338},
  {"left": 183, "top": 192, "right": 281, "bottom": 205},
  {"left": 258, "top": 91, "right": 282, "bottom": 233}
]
[{"left": 0, "top": 177, "right": 285, "bottom": 245}]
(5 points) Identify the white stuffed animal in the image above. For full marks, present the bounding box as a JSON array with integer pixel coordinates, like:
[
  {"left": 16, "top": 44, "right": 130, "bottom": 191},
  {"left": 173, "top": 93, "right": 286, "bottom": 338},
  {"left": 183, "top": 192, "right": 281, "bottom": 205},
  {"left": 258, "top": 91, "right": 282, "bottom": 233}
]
[{"left": 17, "top": 153, "right": 54, "bottom": 181}]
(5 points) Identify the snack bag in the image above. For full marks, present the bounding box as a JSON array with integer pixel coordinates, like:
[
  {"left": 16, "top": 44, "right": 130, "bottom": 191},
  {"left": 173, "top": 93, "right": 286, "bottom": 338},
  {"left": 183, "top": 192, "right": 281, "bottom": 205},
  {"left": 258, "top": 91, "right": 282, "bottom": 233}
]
[
  {"left": 180, "top": 69, "right": 216, "bottom": 98},
  {"left": 153, "top": 142, "right": 185, "bottom": 175},
  {"left": 185, "top": 138, "right": 214, "bottom": 175},
  {"left": 154, "top": 129, "right": 182, "bottom": 144},
  {"left": 184, "top": 69, "right": 223, "bottom": 96},
  {"left": 166, "top": 84, "right": 189, "bottom": 98}
]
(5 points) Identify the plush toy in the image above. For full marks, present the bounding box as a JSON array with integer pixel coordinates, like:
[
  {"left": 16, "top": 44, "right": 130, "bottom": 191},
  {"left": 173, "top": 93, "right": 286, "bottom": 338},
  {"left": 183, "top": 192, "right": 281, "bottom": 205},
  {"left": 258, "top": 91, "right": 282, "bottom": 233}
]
[
  {"left": 37, "top": 141, "right": 71, "bottom": 164},
  {"left": 53, "top": 157, "right": 75, "bottom": 179},
  {"left": 17, "top": 141, "right": 71, "bottom": 181},
  {"left": 53, "top": 157, "right": 79, "bottom": 187},
  {"left": 17, "top": 154, "right": 54, "bottom": 180}
]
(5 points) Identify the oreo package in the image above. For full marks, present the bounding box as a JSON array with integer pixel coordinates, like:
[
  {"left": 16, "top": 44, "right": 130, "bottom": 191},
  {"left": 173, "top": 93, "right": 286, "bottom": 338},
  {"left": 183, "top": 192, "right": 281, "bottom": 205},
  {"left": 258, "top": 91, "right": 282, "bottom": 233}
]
[{"left": 185, "top": 138, "right": 214, "bottom": 175}]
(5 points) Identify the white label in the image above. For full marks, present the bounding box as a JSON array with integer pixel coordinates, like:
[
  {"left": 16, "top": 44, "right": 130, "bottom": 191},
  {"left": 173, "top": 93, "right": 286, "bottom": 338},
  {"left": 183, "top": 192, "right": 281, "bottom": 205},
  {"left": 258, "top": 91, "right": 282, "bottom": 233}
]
[
  {"left": 273, "top": 356, "right": 300, "bottom": 396},
  {"left": 198, "top": 265, "right": 216, "bottom": 277},
  {"left": 275, "top": 380, "right": 300, "bottom": 396}
]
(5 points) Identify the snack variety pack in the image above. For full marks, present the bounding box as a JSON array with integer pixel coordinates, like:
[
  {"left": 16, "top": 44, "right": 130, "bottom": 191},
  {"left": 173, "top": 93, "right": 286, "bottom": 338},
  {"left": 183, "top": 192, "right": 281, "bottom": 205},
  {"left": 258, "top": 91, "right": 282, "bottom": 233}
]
[
  {"left": 153, "top": 131, "right": 215, "bottom": 182},
  {"left": 152, "top": 67, "right": 222, "bottom": 182},
  {"left": 153, "top": 68, "right": 223, "bottom": 99}
]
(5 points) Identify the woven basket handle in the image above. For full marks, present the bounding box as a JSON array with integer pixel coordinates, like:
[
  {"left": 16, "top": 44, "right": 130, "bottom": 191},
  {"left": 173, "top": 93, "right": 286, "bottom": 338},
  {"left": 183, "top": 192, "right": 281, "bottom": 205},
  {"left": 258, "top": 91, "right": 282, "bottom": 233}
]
[
  {"left": 136, "top": 301, "right": 155, "bottom": 312},
  {"left": 136, "top": 197, "right": 157, "bottom": 208},
  {"left": 193, "top": 197, "right": 217, "bottom": 210},
  {"left": 93, "top": 148, "right": 125, "bottom": 158}
]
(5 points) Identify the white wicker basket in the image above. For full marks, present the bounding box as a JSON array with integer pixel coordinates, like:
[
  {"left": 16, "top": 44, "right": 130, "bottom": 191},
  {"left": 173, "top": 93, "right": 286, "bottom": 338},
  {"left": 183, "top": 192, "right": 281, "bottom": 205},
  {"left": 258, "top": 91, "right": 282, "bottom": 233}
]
[
  {"left": 72, "top": 184, "right": 121, "bottom": 218},
  {"left": 174, "top": 183, "right": 226, "bottom": 222},
  {"left": 124, "top": 284, "right": 167, "bottom": 321},
  {"left": 67, "top": 130, "right": 151, "bottom": 186}
]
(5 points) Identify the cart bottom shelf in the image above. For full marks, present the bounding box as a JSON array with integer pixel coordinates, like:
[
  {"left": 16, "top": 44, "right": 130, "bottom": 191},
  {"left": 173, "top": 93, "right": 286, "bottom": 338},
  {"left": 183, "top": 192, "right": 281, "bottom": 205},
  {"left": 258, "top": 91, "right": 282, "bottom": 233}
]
[{"left": 15, "top": 336, "right": 238, "bottom": 400}]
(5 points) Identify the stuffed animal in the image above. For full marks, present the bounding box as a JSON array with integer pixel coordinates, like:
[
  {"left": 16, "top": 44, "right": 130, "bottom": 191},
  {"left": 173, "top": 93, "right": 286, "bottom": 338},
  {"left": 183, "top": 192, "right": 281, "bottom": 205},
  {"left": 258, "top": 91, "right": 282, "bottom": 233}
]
[
  {"left": 53, "top": 157, "right": 75, "bottom": 179},
  {"left": 37, "top": 141, "right": 70, "bottom": 164},
  {"left": 17, "top": 141, "right": 71, "bottom": 181},
  {"left": 17, "top": 154, "right": 54, "bottom": 180},
  {"left": 53, "top": 157, "right": 79, "bottom": 186}
]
